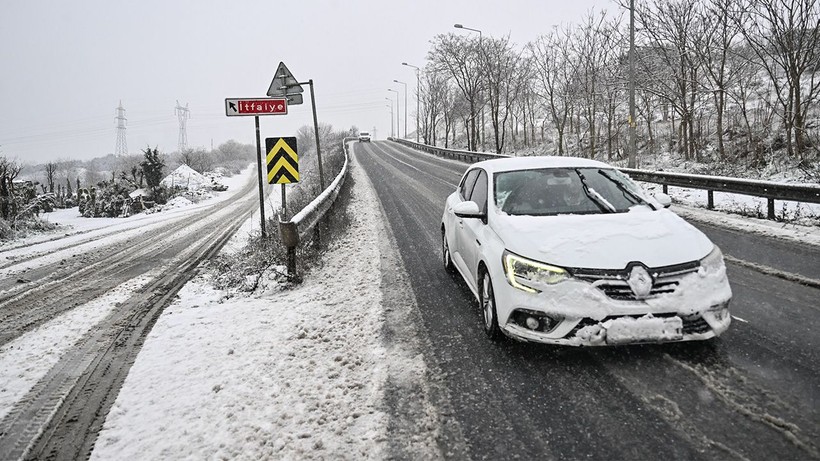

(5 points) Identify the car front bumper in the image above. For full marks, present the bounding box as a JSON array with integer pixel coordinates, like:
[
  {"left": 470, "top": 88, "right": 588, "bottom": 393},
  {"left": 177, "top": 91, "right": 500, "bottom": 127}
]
[{"left": 494, "top": 266, "right": 733, "bottom": 346}]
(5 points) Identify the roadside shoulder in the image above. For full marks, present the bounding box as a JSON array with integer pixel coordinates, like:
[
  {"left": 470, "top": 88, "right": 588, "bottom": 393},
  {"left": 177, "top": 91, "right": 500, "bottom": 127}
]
[{"left": 671, "top": 203, "right": 820, "bottom": 248}]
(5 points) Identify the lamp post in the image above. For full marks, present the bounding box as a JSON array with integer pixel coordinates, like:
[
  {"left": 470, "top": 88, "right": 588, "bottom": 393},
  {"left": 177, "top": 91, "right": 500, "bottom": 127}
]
[
  {"left": 385, "top": 97, "right": 394, "bottom": 138},
  {"left": 393, "top": 79, "right": 407, "bottom": 138},
  {"left": 628, "top": 0, "right": 637, "bottom": 168},
  {"left": 388, "top": 88, "right": 400, "bottom": 139},
  {"left": 402, "top": 62, "right": 421, "bottom": 143},
  {"left": 454, "top": 23, "right": 484, "bottom": 151}
]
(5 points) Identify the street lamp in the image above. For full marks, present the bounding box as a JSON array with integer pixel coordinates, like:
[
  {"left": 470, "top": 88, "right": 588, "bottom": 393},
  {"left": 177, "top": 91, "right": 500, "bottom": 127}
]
[
  {"left": 454, "top": 23, "right": 482, "bottom": 39},
  {"left": 385, "top": 97, "right": 394, "bottom": 138},
  {"left": 393, "top": 79, "right": 407, "bottom": 138},
  {"left": 402, "top": 62, "right": 421, "bottom": 143},
  {"left": 455, "top": 23, "right": 484, "bottom": 150},
  {"left": 388, "top": 88, "right": 400, "bottom": 139}
]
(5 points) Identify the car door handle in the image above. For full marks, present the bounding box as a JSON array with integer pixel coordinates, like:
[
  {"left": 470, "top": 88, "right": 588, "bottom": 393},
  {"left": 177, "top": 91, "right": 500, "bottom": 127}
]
[{"left": 476, "top": 239, "right": 481, "bottom": 246}]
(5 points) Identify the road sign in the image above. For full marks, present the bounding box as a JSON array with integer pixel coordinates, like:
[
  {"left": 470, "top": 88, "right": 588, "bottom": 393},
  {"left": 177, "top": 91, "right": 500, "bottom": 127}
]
[
  {"left": 266, "top": 137, "right": 299, "bottom": 184},
  {"left": 286, "top": 94, "right": 303, "bottom": 105},
  {"left": 225, "top": 98, "right": 287, "bottom": 116},
  {"left": 267, "top": 62, "right": 304, "bottom": 105}
]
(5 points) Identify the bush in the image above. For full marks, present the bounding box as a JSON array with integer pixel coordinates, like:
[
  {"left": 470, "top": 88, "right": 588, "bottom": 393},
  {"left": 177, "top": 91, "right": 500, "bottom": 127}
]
[{"left": 0, "top": 215, "right": 57, "bottom": 241}]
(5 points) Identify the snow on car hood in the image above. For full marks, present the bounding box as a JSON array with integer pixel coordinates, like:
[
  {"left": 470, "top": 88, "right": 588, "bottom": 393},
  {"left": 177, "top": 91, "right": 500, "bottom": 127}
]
[{"left": 493, "top": 207, "right": 714, "bottom": 269}]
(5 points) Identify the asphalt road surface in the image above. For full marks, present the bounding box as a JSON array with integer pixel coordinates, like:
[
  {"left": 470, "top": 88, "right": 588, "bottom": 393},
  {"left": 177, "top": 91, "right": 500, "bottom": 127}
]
[{"left": 354, "top": 140, "right": 820, "bottom": 461}]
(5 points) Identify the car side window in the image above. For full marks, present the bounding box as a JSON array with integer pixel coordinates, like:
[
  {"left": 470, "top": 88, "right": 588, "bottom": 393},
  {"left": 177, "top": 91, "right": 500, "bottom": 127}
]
[
  {"left": 459, "top": 170, "right": 479, "bottom": 201},
  {"left": 470, "top": 170, "right": 488, "bottom": 213}
]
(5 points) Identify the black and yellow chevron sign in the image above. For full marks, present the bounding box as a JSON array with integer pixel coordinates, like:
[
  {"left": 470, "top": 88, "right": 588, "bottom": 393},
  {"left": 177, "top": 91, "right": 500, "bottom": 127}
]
[{"left": 265, "top": 137, "right": 299, "bottom": 184}]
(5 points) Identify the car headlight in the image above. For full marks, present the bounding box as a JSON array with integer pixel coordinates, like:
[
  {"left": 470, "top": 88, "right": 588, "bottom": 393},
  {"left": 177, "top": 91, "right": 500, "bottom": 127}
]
[
  {"left": 502, "top": 250, "right": 567, "bottom": 293},
  {"left": 700, "top": 245, "right": 725, "bottom": 272}
]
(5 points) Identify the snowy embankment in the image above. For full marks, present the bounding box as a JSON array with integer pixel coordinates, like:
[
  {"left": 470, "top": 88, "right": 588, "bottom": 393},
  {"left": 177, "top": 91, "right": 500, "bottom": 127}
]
[{"left": 89, "top": 158, "right": 437, "bottom": 460}]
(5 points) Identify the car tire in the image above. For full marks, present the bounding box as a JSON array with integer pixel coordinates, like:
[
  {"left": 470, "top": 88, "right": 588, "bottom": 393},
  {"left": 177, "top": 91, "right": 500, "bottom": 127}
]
[
  {"left": 442, "top": 229, "right": 455, "bottom": 273},
  {"left": 480, "top": 271, "right": 502, "bottom": 340}
]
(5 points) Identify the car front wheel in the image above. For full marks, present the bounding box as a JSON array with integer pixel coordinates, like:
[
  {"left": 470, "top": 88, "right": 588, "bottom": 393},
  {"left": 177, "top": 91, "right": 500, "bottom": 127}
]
[
  {"left": 480, "top": 271, "right": 502, "bottom": 340},
  {"left": 442, "top": 230, "right": 454, "bottom": 273}
]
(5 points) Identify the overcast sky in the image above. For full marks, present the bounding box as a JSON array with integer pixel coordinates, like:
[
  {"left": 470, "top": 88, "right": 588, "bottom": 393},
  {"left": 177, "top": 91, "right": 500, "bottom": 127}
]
[{"left": 1, "top": 0, "right": 615, "bottom": 164}]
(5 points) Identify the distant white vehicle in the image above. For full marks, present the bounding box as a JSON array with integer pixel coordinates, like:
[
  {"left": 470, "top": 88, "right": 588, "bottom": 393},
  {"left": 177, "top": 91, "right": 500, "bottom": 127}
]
[
  {"left": 441, "top": 156, "right": 733, "bottom": 346},
  {"left": 358, "top": 131, "right": 371, "bottom": 142}
]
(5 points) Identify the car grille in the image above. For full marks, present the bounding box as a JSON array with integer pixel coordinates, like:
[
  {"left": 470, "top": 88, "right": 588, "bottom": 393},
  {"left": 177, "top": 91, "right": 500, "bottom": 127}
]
[{"left": 570, "top": 261, "right": 700, "bottom": 301}]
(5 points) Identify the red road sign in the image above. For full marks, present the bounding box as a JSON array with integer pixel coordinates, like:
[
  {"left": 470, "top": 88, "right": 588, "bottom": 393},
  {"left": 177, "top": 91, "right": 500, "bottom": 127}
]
[{"left": 225, "top": 98, "right": 287, "bottom": 116}]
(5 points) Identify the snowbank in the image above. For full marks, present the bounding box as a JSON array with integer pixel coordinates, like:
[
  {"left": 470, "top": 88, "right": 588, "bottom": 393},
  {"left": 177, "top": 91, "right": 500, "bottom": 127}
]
[{"left": 160, "top": 164, "right": 211, "bottom": 190}]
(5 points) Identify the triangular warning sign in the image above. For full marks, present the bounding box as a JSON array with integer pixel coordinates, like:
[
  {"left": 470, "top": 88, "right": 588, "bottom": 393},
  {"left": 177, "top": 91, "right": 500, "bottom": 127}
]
[{"left": 267, "top": 62, "right": 304, "bottom": 97}]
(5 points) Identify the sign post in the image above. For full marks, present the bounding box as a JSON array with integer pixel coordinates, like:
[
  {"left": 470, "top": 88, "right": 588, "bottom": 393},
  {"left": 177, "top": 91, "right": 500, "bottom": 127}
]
[
  {"left": 225, "top": 97, "right": 288, "bottom": 238},
  {"left": 254, "top": 116, "right": 266, "bottom": 237},
  {"left": 266, "top": 64, "right": 324, "bottom": 191}
]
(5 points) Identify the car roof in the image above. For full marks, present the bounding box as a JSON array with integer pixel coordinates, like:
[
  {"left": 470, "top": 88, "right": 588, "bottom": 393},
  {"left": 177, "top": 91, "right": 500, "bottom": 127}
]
[{"left": 470, "top": 156, "right": 613, "bottom": 174}]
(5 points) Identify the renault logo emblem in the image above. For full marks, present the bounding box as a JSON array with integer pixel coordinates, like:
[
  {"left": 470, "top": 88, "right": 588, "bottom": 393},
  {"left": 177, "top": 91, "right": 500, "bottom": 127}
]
[{"left": 627, "top": 266, "right": 653, "bottom": 299}]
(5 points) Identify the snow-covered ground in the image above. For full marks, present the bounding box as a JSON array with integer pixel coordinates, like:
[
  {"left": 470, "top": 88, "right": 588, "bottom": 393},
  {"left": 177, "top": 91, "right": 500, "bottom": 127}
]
[
  {"left": 0, "top": 167, "right": 258, "bottom": 423},
  {"left": 90, "top": 157, "right": 433, "bottom": 459},
  {"left": 0, "top": 157, "right": 818, "bottom": 459}
]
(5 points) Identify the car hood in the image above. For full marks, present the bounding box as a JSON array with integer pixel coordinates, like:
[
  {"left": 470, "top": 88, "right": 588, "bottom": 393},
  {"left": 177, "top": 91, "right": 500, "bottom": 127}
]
[{"left": 492, "top": 207, "right": 714, "bottom": 269}]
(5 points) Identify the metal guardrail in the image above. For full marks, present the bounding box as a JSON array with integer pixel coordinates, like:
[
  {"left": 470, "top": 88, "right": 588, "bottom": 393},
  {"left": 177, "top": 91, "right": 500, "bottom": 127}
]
[
  {"left": 620, "top": 168, "right": 820, "bottom": 219},
  {"left": 389, "top": 138, "right": 820, "bottom": 220},
  {"left": 278, "top": 137, "right": 353, "bottom": 278},
  {"left": 390, "top": 137, "right": 509, "bottom": 163}
]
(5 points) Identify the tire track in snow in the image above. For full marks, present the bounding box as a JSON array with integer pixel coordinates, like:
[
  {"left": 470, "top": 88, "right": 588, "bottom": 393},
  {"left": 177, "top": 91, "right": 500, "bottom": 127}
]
[
  {"left": 0, "top": 180, "right": 259, "bottom": 460},
  {"left": 664, "top": 353, "right": 820, "bottom": 459}
]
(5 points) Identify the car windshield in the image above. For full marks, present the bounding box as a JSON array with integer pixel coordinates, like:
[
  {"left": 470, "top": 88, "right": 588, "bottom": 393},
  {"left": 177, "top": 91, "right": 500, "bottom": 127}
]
[{"left": 495, "top": 167, "right": 651, "bottom": 216}]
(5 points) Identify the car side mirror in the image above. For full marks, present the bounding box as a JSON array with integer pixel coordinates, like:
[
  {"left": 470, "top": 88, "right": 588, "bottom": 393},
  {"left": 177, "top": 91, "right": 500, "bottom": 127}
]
[
  {"left": 453, "top": 201, "right": 485, "bottom": 219},
  {"left": 653, "top": 193, "right": 672, "bottom": 208}
]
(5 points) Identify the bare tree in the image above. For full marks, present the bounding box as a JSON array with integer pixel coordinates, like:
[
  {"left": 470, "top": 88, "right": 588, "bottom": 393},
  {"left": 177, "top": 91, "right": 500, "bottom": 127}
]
[
  {"left": 529, "top": 27, "right": 575, "bottom": 154},
  {"left": 634, "top": 0, "right": 704, "bottom": 161},
  {"left": 735, "top": 0, "right": 820, "bottom": 158},
  {"left": 569, "top": 10, "right": 620, "bottom": 159},
  {"left": 44, "top": 162, "right": 57, "bottom": 193},
  {"left": 429, "top": 34, "right": 484, "bottom": 151},
  {"left": 482, "top": 34, "right": 522, "bottom": 153},
  {"left": 419, "top": 69, "right": 448, "bottom": 145},
  {"left": 178, "top": 147, "right": 213, "bottom": 173},
  {"left": 0, "top": 157, "right": 23, "bottom": 220},
  {"left": 440, "top": 80, "right": 461, "bottom": 148},
  {"left": 691, "top": 0, "right": 745, "bottom": 160}
]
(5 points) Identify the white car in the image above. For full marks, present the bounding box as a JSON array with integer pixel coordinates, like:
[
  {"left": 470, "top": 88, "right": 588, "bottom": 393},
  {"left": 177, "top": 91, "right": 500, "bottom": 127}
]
[
  {"left": 441, "top": 156, "right": 732, "bottom": 346},
  {"left": 358, "top": 131, "right": 371, "bottom": 142}
]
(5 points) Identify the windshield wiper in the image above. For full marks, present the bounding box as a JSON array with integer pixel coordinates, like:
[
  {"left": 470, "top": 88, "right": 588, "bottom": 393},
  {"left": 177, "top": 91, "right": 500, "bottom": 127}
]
[
  {"left": 598, "top": 169, "right": 657, "bottom": 210},
  {"left": 574, "top": 169, "right": 616, "bottom": 213}
]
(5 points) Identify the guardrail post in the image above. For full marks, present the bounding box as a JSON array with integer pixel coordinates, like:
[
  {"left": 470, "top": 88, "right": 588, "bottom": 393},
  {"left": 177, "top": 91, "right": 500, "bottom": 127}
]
[
  {"left": 767, "top": 198, "right": 776, "bottom": 220},
  {"left": 279, "top": 220, "right": 300, "bottom": 280},
  {"left": 663, "top": 184, "right": 668, "bottom": 195},
  {"left": 707, "top": 190, "right": 714, "bottom": 210}
]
